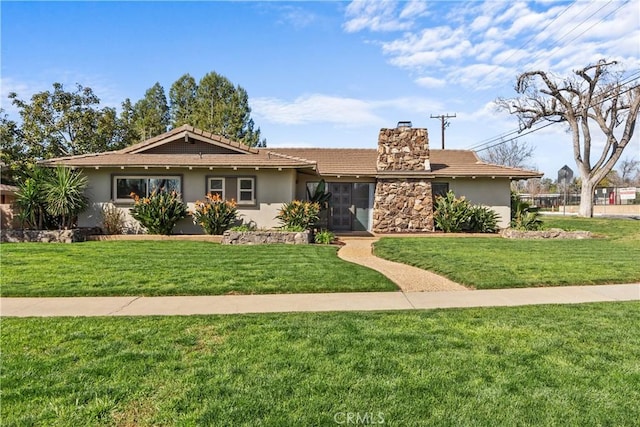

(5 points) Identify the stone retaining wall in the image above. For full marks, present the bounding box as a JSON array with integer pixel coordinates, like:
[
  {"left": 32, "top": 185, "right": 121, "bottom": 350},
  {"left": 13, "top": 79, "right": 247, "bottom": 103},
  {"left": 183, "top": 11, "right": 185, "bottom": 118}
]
[
  {"left": 501, "top": 228, "right": 592, "bottom": 239},
  {"left": 1, "top": 228, "right": 100, "bottom": 243},
  {"left": 222, "top": 230, "right": 312, "bottom": 245}
]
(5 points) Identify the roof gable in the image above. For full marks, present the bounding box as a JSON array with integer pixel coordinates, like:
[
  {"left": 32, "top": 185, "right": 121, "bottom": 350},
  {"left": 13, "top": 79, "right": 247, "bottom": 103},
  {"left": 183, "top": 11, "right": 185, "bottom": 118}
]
[{"left": 121, "top": 125, "right": 258, "bottom": 155}]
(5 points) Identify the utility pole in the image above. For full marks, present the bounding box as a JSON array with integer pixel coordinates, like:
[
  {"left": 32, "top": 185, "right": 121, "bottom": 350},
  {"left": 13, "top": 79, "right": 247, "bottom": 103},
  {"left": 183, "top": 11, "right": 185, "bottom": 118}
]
[{"left": 430, "top": 113, "right": 456, "bottom": 149}]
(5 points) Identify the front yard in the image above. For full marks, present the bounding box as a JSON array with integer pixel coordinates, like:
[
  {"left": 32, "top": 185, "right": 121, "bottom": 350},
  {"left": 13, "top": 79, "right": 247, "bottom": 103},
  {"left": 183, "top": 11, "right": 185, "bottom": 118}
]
[
  {"left": 2, "top": 302, "right": 639, "bottom": 426},
  {"left": 374, "top": 217, "right": 640, "bottom": 289},
  {"left": 0, "top": 242, "right": 396, "bottom": 297}
]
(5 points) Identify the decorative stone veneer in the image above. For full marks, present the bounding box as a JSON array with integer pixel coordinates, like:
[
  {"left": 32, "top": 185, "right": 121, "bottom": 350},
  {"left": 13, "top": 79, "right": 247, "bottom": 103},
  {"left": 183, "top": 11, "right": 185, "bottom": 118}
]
[
  {"left": 373, "top": 126, "right": 435, "bottom": 233},
  {"left": 377, "top": 127, "right": 430, "bottom": 172},
  {"left": 373, "top": 179, "right": 434, "bottom": 233},
  {"left": 222, "top": 230, "right": 312, "bottom": 245}
]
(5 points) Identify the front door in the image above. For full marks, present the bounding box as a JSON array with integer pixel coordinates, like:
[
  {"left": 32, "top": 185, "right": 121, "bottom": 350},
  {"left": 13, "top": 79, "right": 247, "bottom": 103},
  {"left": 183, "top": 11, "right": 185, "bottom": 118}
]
[{"left": 329, "top": 183, "right": 352, "bottom": 231}]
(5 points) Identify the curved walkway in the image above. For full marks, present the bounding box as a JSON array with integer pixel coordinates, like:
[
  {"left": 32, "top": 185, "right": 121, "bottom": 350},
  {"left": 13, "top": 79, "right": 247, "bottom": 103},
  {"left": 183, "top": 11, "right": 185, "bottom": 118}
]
[{"left": 338, "top": 237, "right": 468, "bottom": 292}]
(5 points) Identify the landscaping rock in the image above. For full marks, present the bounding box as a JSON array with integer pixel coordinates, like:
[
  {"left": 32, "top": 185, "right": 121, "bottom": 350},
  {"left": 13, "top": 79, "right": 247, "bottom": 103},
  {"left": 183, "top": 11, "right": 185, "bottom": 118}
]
[
  {"left": 501, "top": 228, "right": 593, "bottom": 239},
  {"left": 222, "top": 230, "right": 312, "bottom": 245},
  {"left": 0, "top": 228, "right": 101, "bottom": 243}
]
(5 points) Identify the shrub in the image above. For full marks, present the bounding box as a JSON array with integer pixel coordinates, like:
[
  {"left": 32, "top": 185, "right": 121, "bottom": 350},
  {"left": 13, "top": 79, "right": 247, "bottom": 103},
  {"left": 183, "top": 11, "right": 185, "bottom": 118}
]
[
  {"left": 15, "top": 165, "right": 88, "bottom": 230},
  {"left": 467, "top": 205, "right": 500, "bottom": 233},
  {"left": 276, "top": 200, "right": 320, "bottom": 230},
  {"left": 100, "top": 203, "right": 126, "bottom": 235},
  {"left": 434, "top": 191, "right": 499, "bottom": 233},
  {"left": 511, "top": 193, "right": 542, "bottom": 230},
  {"left": 306, "top": 179, "right": 332, "bottom": 210},
  {"left": 192, "top": 194, "right": 239, "bottom": 235},
  {"left": 434, "top": 191, "right": 472, "bottom": 232},
  {"left": 314, "top": 229, "right": 335, "bottom": 244},
  {"left": 129, "top": 190, "right": 187, "bottom": 235},
  {"left": 230, "top": 222, "right": 257, "bottom": 232},
  {"left": 15, "top": 168, "right": 50, "bottom": 230},
  {"left": 44, "top": 166, "right": 89, "bottom": 228}
]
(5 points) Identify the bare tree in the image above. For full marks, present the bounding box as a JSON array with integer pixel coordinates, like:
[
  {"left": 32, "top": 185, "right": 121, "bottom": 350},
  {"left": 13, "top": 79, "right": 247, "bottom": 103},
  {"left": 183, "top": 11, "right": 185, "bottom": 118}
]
[
  {"left": 618, "top": 158, "right": 639, "bottom": 185},
  {"left": 479, "top": 139, "right": 534, "bottom": 169},
  {"left": 496, "top": 59, "right": 640, "bottom": 217}
]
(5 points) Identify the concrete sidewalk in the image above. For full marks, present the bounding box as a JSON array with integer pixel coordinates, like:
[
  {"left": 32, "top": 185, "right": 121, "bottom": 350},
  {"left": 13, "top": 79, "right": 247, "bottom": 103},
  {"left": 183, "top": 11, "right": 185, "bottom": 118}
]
[{"left": 1, "top": 284, "right": 638, "bottom": 317}]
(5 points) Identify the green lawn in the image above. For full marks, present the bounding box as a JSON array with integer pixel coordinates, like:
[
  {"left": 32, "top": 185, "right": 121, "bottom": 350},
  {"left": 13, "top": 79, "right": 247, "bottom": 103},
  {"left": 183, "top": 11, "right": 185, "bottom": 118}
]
[
  {"left": 374, "top": 216, "right": 640, "bottom": 289},
  {"left": 2, "top": 302, "right": 639, "bottom": 426},
  {"left": 0, "top": 241, "right": 396, "bottom": 297}
]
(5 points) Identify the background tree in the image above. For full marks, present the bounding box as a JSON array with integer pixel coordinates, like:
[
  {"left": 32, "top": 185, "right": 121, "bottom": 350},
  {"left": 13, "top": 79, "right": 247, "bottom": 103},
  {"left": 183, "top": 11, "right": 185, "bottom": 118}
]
[
  {"left": 118, "top": 98, "right": 141, "bottom": 146},
  {"left": 617, "top": 158, "right": 639, "bottom": 185},
  {"left": 8, "top": 83, "right": 124, "bottom": 159},
  {"left": 478, "top": 139, "right": 534, "bottom": 169},
  {"left": 497, "top": 59, "right": 640, "bottom": 217},
  {"left": 169, "top": 74, "right": 197, "bottom": 128},
  {"left": 132, "top": 82, "right": 170, "bottom": 140},
  {"left": 190, "top": 72, "right": 266, "bottom": 147},
  {"left": 0, "top": 109, "right": 25, "bottom": 183}
]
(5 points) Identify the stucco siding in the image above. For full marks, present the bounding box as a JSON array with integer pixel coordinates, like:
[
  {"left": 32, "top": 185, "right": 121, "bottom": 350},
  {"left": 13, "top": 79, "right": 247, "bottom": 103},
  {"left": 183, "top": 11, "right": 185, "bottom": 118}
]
[
  {"left": 443, "top": 178, "right": 511, "bottom": 228},
  {"left": 77, "top": 168, "right": 296, "bottom": 233}
]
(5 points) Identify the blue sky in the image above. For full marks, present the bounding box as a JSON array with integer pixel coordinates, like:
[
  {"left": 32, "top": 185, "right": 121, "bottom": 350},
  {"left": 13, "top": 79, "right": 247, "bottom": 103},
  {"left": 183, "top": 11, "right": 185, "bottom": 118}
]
[{"left": 2, "top": 0, "right": 639, "bottom": 179}]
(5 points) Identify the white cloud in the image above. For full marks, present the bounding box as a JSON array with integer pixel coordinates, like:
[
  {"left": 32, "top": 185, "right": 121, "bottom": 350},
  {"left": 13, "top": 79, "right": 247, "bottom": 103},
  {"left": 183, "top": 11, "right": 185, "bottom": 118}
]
[
  {"left": 251, "top": 94, "right": 443, "bottom": 127},
  {"left": 415, "top": 76, "right": 446, "bottom": 89},
  {"left": 352, "top": 0, "right": 640, "bottom": 91},
  {"left": 343, "top": 0, "right": 428, "bottom": 33},
  {"left": 252, "top": 94, "right": 383, "bottom": 126}
]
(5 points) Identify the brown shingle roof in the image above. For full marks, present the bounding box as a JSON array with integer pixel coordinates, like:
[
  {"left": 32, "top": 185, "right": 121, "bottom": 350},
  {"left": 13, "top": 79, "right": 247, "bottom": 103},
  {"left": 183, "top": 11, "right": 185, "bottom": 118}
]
[
  {"left": 273, "top": 148, "right": 542, "bottom": 179},
  {"left": 41, "top": 126, "right": 541, "bottom": 179},
  {"left": 42, "top": 151, "right": 316, "bottom": 169},
  {"left": 271, "top": 148, "right": 377, "bottom": 176}
]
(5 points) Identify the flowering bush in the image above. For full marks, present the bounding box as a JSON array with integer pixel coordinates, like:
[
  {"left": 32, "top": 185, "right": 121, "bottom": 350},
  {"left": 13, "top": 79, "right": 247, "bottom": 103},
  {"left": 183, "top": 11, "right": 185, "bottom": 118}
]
[
  {"left": 192, "top": 193, "right": 239, "bottom": 235},
  {"left": 276, "top": 200, "right": 320, "bottom": 230},
  {"left": 130, "top": 190, "right": 187, "bottom": 235}
]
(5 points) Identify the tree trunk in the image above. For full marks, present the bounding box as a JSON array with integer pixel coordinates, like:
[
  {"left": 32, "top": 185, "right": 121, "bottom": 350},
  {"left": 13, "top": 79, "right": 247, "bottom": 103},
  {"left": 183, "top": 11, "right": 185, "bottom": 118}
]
[{"left": 578, "top": 179, "right": 595, "bottom": 217}]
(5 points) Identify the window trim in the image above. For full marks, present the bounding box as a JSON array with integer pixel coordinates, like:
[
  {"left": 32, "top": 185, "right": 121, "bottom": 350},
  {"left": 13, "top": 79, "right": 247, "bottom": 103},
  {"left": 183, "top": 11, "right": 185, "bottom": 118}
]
[
  {"left": 237, "top": 177, "right": 256, "bottom": 205},
  {"left": 207, "top": 177, "right": 226, "bottom": 200},
  {"left": 112, "top": 174, "right": 183, "bottom": 203}
]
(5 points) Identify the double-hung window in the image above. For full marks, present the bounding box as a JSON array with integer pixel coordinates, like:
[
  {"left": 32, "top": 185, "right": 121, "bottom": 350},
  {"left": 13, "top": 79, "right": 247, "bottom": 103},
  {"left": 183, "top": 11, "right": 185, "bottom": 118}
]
[
  {"left": 208, "top": 178, "right": 225, "bottom": 199},
  {"left": 206, "top": 176, "right": 256, "bottom": 205},
  {"left": 237, "top": 178, "right": 255, "bottom": 205},
  {"left": 114, "top": 175, "right": 181, "bottom": 202}
]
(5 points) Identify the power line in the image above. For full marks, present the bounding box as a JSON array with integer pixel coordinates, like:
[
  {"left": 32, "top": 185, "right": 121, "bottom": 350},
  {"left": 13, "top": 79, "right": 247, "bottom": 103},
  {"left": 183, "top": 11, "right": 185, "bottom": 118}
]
[
  {"left": 473, "top": 79, "right": 640, "bottom": 153},
  {"left": 473, "top": 1, "right": 577, "bottom": 89},
  {"left": 467, "top": 71, "right": 640, "bottom": 151}
]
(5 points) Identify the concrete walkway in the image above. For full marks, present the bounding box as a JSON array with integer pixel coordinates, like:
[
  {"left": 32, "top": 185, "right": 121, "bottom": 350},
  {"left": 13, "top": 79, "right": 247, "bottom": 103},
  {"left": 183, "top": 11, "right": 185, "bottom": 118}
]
[
  {"left": 1, "top": 284, "right": 638, "bottom": 317},
  {"left": 337, "top": 237, "right": 467, "bottom": 292}
]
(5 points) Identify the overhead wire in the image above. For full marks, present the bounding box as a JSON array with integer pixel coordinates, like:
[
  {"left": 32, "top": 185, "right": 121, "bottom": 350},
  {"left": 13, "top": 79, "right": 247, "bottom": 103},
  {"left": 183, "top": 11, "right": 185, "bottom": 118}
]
[
  {"left": 465, "top": 0, "right": 636, "bottom": 152},
  {"left": 473, "top": 77, "right": 640, "bottom": 152}
]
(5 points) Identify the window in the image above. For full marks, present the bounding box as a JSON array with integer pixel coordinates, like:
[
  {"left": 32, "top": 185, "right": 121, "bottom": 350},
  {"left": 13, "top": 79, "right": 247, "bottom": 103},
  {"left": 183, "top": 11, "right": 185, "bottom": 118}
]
[
  {"left": 238, "top": 178, "right": 255, "bottom": 205},
  {"left": 113, "top": 175, "right": 181, "bottom": 202},
  {"left": 432, "top": 182, "right": 449, "bottom": 200},
  {"left": 208, "top": 178, "right": 225, "bottom": 199}
]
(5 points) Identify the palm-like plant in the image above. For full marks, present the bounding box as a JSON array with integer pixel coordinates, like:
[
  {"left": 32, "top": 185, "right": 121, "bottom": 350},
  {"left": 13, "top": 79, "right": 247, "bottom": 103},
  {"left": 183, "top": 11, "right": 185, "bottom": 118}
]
[
  {"left": 15, "top": 165, "right": 51, "bottom": 229},
  {"left": 44, "top": 166, "right": 89, "bottom": 228}
]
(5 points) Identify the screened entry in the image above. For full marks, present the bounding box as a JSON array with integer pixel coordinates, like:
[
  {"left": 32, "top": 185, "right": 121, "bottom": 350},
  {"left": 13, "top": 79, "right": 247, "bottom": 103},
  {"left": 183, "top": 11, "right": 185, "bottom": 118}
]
[{"left": 327, "top": 182, "right": 375, "bottom": 232}]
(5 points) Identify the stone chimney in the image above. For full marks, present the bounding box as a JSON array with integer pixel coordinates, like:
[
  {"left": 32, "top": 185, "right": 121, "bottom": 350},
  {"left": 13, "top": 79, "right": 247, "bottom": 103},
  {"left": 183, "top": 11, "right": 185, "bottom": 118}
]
[
  {"left": 372, "top": 126, "right": 434, "bottom": 233},
  {"left": 376, "top": 126, "right": 431, "bottom": 173}
]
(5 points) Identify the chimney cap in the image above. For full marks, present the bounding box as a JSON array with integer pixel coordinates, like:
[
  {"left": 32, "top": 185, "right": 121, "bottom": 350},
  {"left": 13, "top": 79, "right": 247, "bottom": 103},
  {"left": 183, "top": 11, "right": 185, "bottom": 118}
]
[{"left": 397, "top": 121, "right": 412, "bottom": 128}]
